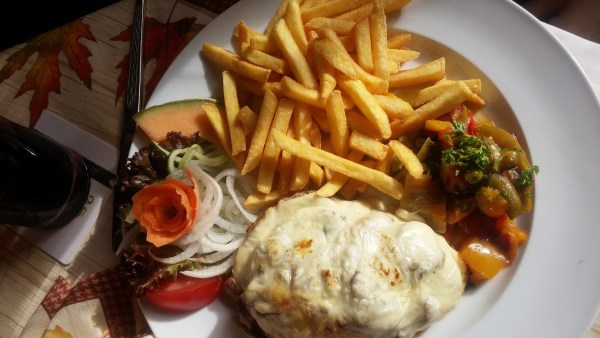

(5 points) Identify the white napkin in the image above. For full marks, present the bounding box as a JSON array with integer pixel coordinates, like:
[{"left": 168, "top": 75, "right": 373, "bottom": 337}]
[{"left": 542, "top": 23, "right": 600, "bottom": 96}]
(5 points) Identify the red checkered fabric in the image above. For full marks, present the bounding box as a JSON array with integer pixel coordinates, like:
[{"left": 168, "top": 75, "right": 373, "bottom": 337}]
[
  {"left": 41, "top": 276, "right": 71, "bottom": 317},
  {"left": 41, "top": 266, "right": 151, "bottom": 337}
]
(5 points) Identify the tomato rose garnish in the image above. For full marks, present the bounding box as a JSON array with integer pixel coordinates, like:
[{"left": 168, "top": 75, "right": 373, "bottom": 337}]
[{"left": 131, "top": 169, "right": 200, "bottom": 247}]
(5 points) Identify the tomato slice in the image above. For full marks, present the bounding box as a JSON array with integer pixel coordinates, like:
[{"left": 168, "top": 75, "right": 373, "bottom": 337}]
[{"left": 144, "top": 275, "right": 225, "bottom": 312}]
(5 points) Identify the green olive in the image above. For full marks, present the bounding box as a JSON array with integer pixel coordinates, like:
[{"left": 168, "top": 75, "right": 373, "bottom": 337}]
[
  {"left": 488, "top": 173, "right": 522, "bottom": 219},
  {"left": 499, "top": 149, "right": 519, "bottom": 170},
  {"left": 478, "top": 125, "right": 530, "bottom": 170},
  {"left": 465, "top": 170, "right": 483, "bottom": 184}
]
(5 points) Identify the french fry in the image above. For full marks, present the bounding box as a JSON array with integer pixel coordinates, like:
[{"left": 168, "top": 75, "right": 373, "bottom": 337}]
[
  {"left": 321, "top": 27, "right": 351, "bottom": 54},
  {"left": 354, "top": 19, "right": 373, "bottom": 73},
  {"left": 415, "top": 79, "right": 485, "bottom": 106},
  {"left": 306, "top": 29, "right": 319, "bottom": 42},
  {"left": 389, "top": 140, "right": 424, "bottom": 179},
  {"left": 458, "top": 78, "right": 482, "bottom": 94},
  {"left": 316, "top": 150, "right": 364, "bottom": 197},
  {"left": 338, "top": 35, "right": 356, "bottom": 52},
  {"left": 335, "top": 0, "right": 411, "bottom": 23},
  {"left": 281, "top": 76, "right": 354, "bottom": 110},
  {"left": 349, "top": 130, "right": 389, "bottom": 160},
  {"left": 387, "top": 59, "right": 400, "bottom": 74},
  {"left": 284, "top": 0, "right": 309, "bottom": 54},
  {"left": 222, "top": 71, "right": 247, "bottom": 156},
  {"left": 313, "top": 51, "right": 337, "bottom": 101},
  {"left": 319, "top": 28, "right": 387, "bottom": 94},
  {"left": 334, "top": 4, "right": 371, "bottom": 22},
  {"left": 323, "top": 29, "right": 378, "bottom": 89},
  {"left": 340, "top": 159, "right": 376, "bottom": 199},
  {"left": 234, "top": 21, "right": 260, "bottom": 48},
  {"left": 387, "top": 32, "right": 411, "bottom": 49},
  {"left": 466, "top": 94, "right": 485, "bottom": 107},
  {"left": 238, "top": 105, "right": 258, "bottom": 136},
  {"left": 236, "top": 79, "right": 284, "bottom": 97},
  {"left": 374, "top": 93, "right": 414, "bottom": 119},
  {"left": 413, "top": 81, "right": 472, "bottom": 119},
  {"left": 388, "top": 86, "right": 423, "bottom": 107},
  {"left": 240, "top": 42, "right": 288, "bottom": 75},
  {"left": 391, "top": 81, "right": 472, "bottom": 137},
  {"left": 201, "top": 102, "right": 231, "bottom": 153},
  {"left": 242, "top": 89, "right": 278, "bottom": 175},
  {"left": 257, "top": 98, "right": 295, "bottom": 194},
  {"left": 273, "top": 19, "right": 318, "bottom": 89},
  {"left": 387, "top": 48, "right": 420, "bottom": 64},
  {"left": 310, "top": 38, "right": 358, "bottom": 79},
  {"left": 355, "top": 66, "right": 389, "bottom": 94},
  {"left": 236, "top": 76, "right": 269, "bottom": 96},
  {"left": 310, "top": 121, "right": 322, "bottom": 148},
  {"left": 346, "top": 109, "right": 382, "bottom": 139},
  {"left": 236, "top": 83, "right": 252, "bottom": 109},
  {"left": 264, "top": 0, "right": 290, "bottom": 35},
  {"left": 325, "top": 90, "right": 350, "bottom": 156},
  {"left": 249, "top": 34, "right": 279, "bottom": 54},
  {"left": 304, "top": 17, "right": 357, "bottom": 36},
  {"left": 265, "top": 81, "right": 283, "bottom": 96},
  {"left": 380, "top": 0, "right": 412, "bottom": 14},
  {"left": 289, "top": 103, "right": 313, "bottom": 191},
  {"left": 369, "top": 0, "right": 389, "bottom": 86},
  {"left": 337, "top": 75, "right": 391, "bottom": 139},
  {"left": 301, "top": 0, "right": 371, "bottom": 22},
  {"left": 272, "top": 129, "right": 404, "bottom": 200},
  {"left": 320, "top": 137, "right": 335, "bottom": 161},
  {"left": 245, "top": 190, "right": 283, "bottom": 210},
  {"left": 202, "top": 43, "right": 271, "bottom": 83},
  {"left": 376, "top": 146, "right": 395, "bottom": 175},
  {"left": 413, "top": 83, "right": 449, "bottom": 107},
  {"left": 300, "top": 0, "right": 327, "bottom": 10},
  {"left": 309, "top": 162, "right": 325, "bottom": 186},
  {"left": 278, "top": 147, "right": 294, "bottom": 194},
  {"left": 281, "top": 76, "right": 324, "bottom": 108},
  {"left": 355, "top": 163, "right": 374, "bottom": 193},
  {"left": 311, "top": 108, "right": 330, "bottom": 131},
  {"left": 318, "top": 29, "right": 355, "bottom": 60},
  {"left": 389, "top": 57, "right": 446, "bottom": 89}
]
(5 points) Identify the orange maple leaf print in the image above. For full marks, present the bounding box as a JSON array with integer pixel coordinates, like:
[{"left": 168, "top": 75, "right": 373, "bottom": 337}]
[
  {"left": 112, "top": 17, "right": 204, "bottom": 106},
  {"left": 0, "top": 19, "right": 95, "bottom": 126}
]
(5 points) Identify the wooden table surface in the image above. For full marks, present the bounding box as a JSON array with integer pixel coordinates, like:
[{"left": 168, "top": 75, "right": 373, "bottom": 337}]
[{"left": 0, "top": 0, "right": 599, "bottom": 337}]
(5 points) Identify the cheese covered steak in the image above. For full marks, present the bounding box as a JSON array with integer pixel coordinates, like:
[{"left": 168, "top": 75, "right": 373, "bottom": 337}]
[{"left": 230, "top": 193, "right": 467, "bottom": 338}]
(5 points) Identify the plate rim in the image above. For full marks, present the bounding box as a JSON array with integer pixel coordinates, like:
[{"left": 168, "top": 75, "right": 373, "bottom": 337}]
[{"left": 139, "top": 0, "right": 600, "bottom": 337}]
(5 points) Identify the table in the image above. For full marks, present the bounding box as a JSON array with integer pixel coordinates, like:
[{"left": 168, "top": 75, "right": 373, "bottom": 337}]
[{"left": 1, "top": 0, "right": 599, "bottom": 337}]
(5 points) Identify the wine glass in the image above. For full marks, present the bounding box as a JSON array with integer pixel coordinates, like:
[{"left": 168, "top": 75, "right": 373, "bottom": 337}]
[{"left": 0, "top": 115, "right": 91, "bottom": 229}]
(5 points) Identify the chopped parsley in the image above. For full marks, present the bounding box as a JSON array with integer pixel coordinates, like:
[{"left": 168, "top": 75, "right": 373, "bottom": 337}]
[
  {"left": 516, "top": 165, "right": 539, "bottom": 188},
  {"left": 441, "top": 133, "right": 491, "bottom": 176},
  {"left": 451, "top": 120, "right": 466, "bottom": 136}
]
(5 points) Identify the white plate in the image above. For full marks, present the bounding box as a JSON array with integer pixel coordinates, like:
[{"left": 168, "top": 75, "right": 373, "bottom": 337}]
[{"left": 134, "top": 0, "right": 600, "bottom": 337}]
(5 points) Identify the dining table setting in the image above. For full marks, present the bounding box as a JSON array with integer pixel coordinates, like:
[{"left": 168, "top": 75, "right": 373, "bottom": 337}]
[{"left": 1, "top": 0, "right": 600, "bottom": 337}]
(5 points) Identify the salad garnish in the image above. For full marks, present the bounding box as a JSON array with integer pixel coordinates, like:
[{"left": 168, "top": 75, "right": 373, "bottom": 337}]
[{"left": 119, "top": 132, "right": 257, "bottom": 296}]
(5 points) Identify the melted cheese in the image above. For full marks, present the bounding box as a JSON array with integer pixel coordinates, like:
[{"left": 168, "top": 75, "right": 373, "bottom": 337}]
[{"left": 233, "top": 193, "right": 466, "bottom": 338}]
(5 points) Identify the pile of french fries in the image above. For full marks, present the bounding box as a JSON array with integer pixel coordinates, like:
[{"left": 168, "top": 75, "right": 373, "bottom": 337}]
[{"left": 200, "top": 0, "right": 485, "bottom": 210}]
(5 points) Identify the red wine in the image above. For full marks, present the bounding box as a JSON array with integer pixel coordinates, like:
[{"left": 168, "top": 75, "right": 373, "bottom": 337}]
[{"left": 0, "top": 116, "right": 90, "bottom": 229}]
